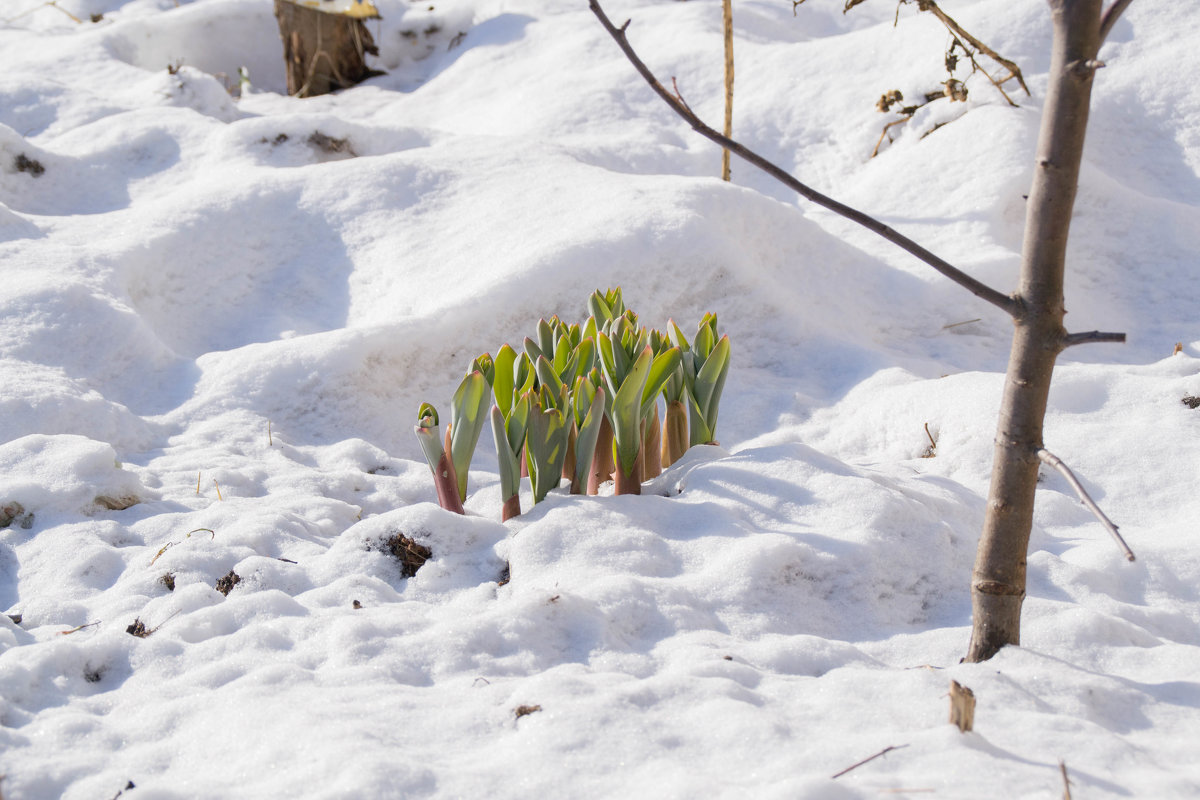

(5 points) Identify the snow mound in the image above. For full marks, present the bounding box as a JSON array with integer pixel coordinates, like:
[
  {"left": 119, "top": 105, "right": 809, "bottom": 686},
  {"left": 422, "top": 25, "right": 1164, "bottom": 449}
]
[{"left": 0, "top": 435, "right": 155, "bottom": 521}]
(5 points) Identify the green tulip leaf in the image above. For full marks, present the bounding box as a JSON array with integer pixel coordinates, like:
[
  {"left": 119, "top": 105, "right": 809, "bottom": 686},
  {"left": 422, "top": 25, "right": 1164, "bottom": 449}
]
[
  {"left": 449, "top": 371, "right": 490, "bottom": 501},
  {"left": 611, "top": 346, "right": 653, "bottom": 475}
]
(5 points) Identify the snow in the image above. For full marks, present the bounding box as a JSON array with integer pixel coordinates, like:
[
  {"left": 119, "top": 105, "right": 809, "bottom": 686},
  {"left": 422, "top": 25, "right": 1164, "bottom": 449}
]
[{"left": 2, "top": 0, "right": 1199, "bottom": 797}]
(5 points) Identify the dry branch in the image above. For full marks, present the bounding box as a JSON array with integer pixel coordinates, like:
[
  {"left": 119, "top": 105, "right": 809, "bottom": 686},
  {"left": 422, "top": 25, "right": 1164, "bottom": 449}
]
[
  {"left": 1037, "top": 448, "right": 1135, "bottom": 561},
  {"left": 1099, "top": 0, "right": 1134, "bottom": 43},
  {"left": 1059, "top": 760, "right": 1074, "bottom": 800},
  {"left": 588, "top": 0, "right": 1017, "bottom": 316},
  {"left": 922, "top": 0, "right": 1029, "bottom": 96},
  {"left": 1063, "top": 330, "right": 1126, "bottom": 347},
  {"left": 831, "top": 744, "right": 910, "bottom": 779},
  {"left": 721, "top": 0, "right": 734, "bottom": 181}
]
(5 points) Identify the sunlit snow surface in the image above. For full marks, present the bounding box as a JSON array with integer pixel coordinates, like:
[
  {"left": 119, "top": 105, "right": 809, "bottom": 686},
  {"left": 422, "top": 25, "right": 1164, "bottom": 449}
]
[{"left": 2, "top": 0, "right": 1200, "bottom": 797}]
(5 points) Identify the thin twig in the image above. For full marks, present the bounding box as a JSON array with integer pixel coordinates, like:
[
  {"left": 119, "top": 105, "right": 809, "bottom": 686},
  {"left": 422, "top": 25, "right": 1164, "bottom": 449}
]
[
  {"left": 588, "top": 0, "right": 1017, "bottom": 316},
  {"left": 943, "top": 318, "right": 981, "bottom": 329},
  {"left": 1059, "top": 759, "right": 1073, "bottom": 800},
  {"left": 1099, "top": 0, "right": 1135, "bottom": 44},
  {"left": 831, "top": 744, "right": 910, "bottom": 779},
  {"left": 946, "top": 30, "right": 1018, "bottom": 107},
  {"left": 3, "top": 0, "right": 82, "bottom": 24},
  {"left": 670, "top": 77, "right": 694, "bottom": 115},
  {"left": 873, "top": 113, "right": 925, "bottom": 157},
  {"left": 1037, "top": 449, "right": 1135, "bottom": 561},
  {"left": 1063, "top": 330, "right": 1126, "bottom": 347},
  {"left": 923, "top": 1, "right": 1029, "bottom": 95}
]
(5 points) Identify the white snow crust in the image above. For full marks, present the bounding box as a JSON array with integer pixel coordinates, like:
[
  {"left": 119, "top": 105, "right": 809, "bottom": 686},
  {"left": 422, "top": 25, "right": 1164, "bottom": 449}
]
[{"left": 2, "top": 0, "right": 1199, "bottom": 797}]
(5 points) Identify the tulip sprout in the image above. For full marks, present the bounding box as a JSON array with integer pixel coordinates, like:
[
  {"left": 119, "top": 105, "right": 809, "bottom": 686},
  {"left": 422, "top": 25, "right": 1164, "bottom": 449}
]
[
  {"left": 413, "top": 403, "right": 465, "bottom": 514},
  {"left": 415, "top": 289, "right": 726, "bottom": 517},
  {"left": 524, "top": 384, "right": 570, "bottom": 504},
  {"left": 682, "top": 314, "right": 731, "bottom": 446}
]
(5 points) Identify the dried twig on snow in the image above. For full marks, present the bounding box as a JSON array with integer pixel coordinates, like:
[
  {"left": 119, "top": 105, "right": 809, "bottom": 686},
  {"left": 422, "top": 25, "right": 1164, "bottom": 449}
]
[{"left": 831, "top": 743, "right": 910, "bottom": 779}]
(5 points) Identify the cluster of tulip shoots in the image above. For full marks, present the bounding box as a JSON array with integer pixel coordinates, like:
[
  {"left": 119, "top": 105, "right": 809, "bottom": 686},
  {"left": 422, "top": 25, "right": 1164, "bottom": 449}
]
[{"left": 414, "top": 289, "right": 731, "bottom": 521}]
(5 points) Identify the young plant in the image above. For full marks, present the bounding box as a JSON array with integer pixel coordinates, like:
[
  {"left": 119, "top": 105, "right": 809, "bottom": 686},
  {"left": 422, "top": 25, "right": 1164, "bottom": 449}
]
[
  {"left": 569, "top": 374, "right": 606, "bottom": 494},
  {"left": 413, "top": 403, "right": 465, "bottom": 514},
  {"left": 586, "top": 364, "right": 616, "bottom": 495},
  {"left": 598, "top": 318, "right": 681, "bottom": 494},
  {"left": 640, "top": 329, "right": 673, "bottom": 479},
  {"left": 447, "top": 368, "right": 492, "bottom": 501},
  {"left": 661, "top": 321, "right": 690, "bottom": 467},
  {"left": 490, "top": 399, "right": 529, "bottom": 521},
  {"left": 491, "top": 344, "right": 535, "bottom": 519},
  {"left": 524, "top": 384, "right": 570, "bottom": 504},
  {"left": 534, "top": 330, "right": 598, "bottom": 483},
  {"left": 681, "top": 313, "right": 731, "bottom": 447},
  {"left": 587, "top": 287, "right": 626, "bottom": 333}
]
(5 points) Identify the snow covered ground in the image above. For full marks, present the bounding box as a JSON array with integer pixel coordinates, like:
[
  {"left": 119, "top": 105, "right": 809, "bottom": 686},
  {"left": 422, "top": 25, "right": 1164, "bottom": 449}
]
[{"left": 2, "top": 0, "right": 1199, "bottom": 796}]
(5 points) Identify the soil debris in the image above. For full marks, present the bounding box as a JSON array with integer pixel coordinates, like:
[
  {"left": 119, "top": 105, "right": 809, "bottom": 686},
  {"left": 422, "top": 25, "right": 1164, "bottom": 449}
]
[
  {"left": 94, "top": 494, "right": 139, "bottom": 511},
  {"left": 14, "top": 154, "right": 44, "bottom": 177},
  {"left": 376, "top": 532, "right": 431, "bottom": 578},
  {"left": 308, "top": 131, "right": 356, "bottom": 156},
  {"left": 1, "top": 501, "right": 33, "bottom": 529},
  {"left": 215, "top": 570, "right": 241, "bottom": 596}
]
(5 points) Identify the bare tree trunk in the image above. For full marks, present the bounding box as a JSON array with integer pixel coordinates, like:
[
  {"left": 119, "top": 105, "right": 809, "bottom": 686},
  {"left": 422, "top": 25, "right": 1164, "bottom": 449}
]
[
  {"left": 966, "top": 0, "right": 1105, "bottom": 662},
  {"left": 586, "top": 0, "right": 1130, "bottom": 663}
]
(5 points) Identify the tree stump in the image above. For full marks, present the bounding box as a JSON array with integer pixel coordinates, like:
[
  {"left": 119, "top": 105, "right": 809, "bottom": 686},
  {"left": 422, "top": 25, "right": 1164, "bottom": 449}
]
[{"left": 273, "top": 0, "right": 380, "bottom": 98}]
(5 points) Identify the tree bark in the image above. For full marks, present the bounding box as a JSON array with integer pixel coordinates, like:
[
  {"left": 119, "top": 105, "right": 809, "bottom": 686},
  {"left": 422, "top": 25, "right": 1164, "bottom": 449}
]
[{"left": 966, "top": 0, "right": 1104, "bottom": 662}]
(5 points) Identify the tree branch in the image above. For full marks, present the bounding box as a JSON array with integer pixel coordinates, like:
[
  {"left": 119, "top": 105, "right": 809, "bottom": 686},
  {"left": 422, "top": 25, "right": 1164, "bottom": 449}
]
[
  {"left": 1099, "top": 0, "right": 1134, "bottom": 44},
  {"left": 588, "top": 0, "right": 1017, "bottom": 317},
  {"left": 923, "top": 0, "right": 1030, "bottom": 96},
  {"left": 1063, "top": 330, "right": 1126, "bottom": 347},
  {"left": 830, "top": 744, "right": 910, "bottom": 779},
  {"left": 1037, "top": 448, "right": 1135, "bottom": 561}
]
